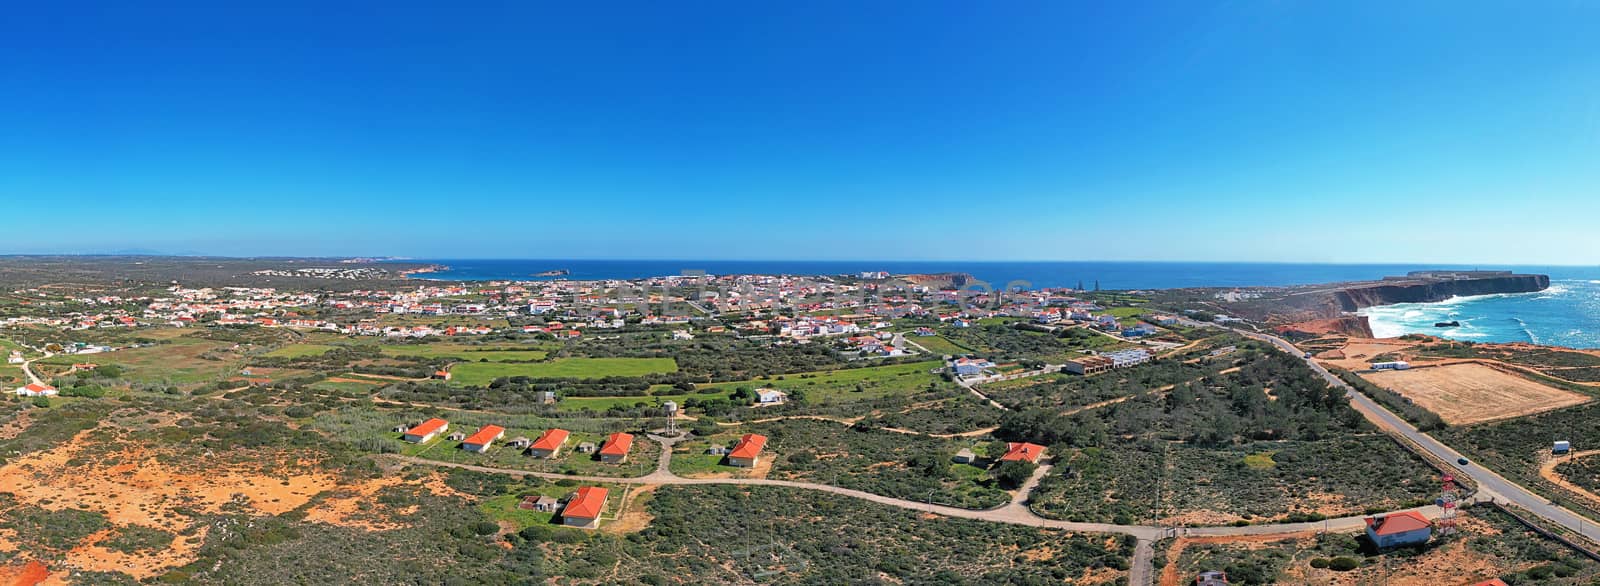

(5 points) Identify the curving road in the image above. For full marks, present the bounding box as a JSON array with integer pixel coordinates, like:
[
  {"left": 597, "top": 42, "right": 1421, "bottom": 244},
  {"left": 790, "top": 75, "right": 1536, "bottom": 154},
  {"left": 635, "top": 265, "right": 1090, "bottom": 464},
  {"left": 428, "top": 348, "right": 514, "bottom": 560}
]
[{"left": 392, "top": 420, "right": 1452, "bottom": 586}]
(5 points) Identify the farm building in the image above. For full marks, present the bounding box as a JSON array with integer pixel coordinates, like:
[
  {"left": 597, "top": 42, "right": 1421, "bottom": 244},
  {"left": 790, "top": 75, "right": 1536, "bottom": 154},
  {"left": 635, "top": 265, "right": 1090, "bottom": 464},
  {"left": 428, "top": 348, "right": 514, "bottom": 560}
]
[
  {"left": 447, "top": 431, "right": 467, "bottom": 442},
  {"left": 999, "top": 442, "right": 1046, "bottom": 464},
  {"left": 727, "top": 433, "right": 768, "bottom": 467},
  {"left": 507, "top": 436, "right": 531, "bottom": 449},
  {"left": 462, "top": 425, "right": 506, "bottom": 453},
  {"left": 952, "top": 448, "right": 976, "bottom": 464},
  {"left": 1555, "top": 441, "right": 1572, "bottom": 455},
  {"left": 755, "top": 388, "right": 786, "bottom": 405},
  {"left": 1195, "top": 570, "right": 1228, "bottom": 585},
  {"left": 1364, "top": 511, "right": 1432, "bottom": 549},
  {"left": 402, "top": 418, "right": 449, "bottom": 443},
  {"left": 1371, "top": 361, "right": 1411, "bottom": 371},
  {"left": 433, "top": 370, "right": 452, "bottom": 381},
  {"left": 598, "top": 432, "right": 634, "bottom": 463},
  {"left": 519, "top": 495, "right": 559, "bottom": 513},
  {"left": 14, "top": 383, "right": 58, "bottom": 397},
  {"left": 561, "top": 486, "right": 609, "bottom": 529},
  {"left": 528, "top": 428, "right": 571, "bottom": 458},
  {"left": 576, "top": 441, "right": 598, "bottom": 453}
]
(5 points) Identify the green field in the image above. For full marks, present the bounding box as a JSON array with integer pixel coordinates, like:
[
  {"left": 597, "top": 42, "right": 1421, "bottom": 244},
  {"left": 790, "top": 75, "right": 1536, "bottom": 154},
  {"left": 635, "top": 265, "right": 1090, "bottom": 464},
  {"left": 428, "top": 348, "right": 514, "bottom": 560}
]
[
  {"left": 450, "top": 357, "right": 678, "bottom": 385},
  {"left": 0, "top": 365, "right": 24, "bottom": 386},
  {"left": 306, "top": 378, "right": 383, "bottom": 394},
  {"left": 903, "top": 334, "right": 971, "bottom": 356},
  {"left": 38, "top": 338, "right": 238, "bottom": 387},
  {"left": 558, "top": 392, "right": 715, "bottom": 412},
  {"left": 693, "top": 360, "right": 943, "bottom": 404},
  {"left": 380, "top": 343, "right": 551, "bottom": 362},
  {"left": 1105, "top": 307, "right": 1147, "bottom": 318},
  {"left": 264, "top": 343, "right": 337, "bottom": 358}
]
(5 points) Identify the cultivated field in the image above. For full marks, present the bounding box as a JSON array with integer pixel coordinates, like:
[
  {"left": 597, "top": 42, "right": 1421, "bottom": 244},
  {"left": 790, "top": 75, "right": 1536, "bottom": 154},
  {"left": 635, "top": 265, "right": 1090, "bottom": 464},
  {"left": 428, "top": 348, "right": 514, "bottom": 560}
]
[
  {"left": 449, "top": 357, "right": 678, "bottom": 385},
  {"left": 1362, "top": 363, "right": 1590, "bottom": 425}
]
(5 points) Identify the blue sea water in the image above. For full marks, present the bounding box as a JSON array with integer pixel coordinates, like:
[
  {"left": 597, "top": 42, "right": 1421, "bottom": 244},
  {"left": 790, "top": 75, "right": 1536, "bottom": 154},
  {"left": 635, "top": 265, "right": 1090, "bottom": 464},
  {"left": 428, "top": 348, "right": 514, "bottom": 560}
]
[
  {"left": 1359, "top": 275, "right": 1600, "bottom": 349},
  {"left": 385, "top": 259, "right": 1600, "bottom": 348},
  {"left": 390, "top": 259, "right": 1527, "bottom": 290}
]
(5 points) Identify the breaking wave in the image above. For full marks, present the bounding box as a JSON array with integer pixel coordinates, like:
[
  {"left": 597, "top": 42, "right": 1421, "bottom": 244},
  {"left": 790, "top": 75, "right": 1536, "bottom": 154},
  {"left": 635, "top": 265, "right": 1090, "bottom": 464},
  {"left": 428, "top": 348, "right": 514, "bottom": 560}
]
[{"left": 1358, "top": 279, "right": 1600, "bottom": 348}]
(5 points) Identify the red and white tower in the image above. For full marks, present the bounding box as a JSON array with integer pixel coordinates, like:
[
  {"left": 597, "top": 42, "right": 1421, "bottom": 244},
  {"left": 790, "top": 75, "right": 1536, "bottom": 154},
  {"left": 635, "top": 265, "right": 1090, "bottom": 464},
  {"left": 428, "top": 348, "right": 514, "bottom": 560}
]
[{"left": 1437, "top": 474, "right": 1460, "bottom": 536}]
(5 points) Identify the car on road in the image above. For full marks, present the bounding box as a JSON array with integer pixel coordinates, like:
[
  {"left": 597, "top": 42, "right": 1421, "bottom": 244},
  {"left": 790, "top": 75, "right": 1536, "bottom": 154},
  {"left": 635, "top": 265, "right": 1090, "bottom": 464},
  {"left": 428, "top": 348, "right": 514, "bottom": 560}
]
[{"left": 1457, "top": 458, "right": 1470, "bottom": 466}]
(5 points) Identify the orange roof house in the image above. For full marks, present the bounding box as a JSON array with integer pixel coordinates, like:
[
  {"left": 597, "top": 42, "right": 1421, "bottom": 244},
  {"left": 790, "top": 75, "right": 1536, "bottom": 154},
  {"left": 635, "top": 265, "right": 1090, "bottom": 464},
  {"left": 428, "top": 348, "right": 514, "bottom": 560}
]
[
  {"left": 462, "top": 425, "right": 506, "bottom": 452},
  {"left": 1364, "top": 510, "right": 1433, "bottom": 548},
  {"left": 561, "top": 486, "right": 609, "bottom": 528},
  {"left": 999, "top": 442, "right": 1046, "bottom": 464},
  {"left": 15, "top": 383, "right": 58, "bottom": 397},
  {"left": 403, "top": 418, "right": 449, "bottom": 443},
  {"left": 728, "top": 433, "right": 768, "bottom": 467},
  {"left": 598, "top": 432, "right": 634, "bottom": 462},
  {"left": 529, "top": 428, "right": 570, "bottom": 457}
]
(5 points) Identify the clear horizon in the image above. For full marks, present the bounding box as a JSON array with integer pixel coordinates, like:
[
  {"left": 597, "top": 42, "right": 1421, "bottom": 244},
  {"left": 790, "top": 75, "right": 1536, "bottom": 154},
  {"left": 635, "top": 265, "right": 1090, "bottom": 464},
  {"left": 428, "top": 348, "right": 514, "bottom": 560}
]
[
  {"left": 0, "top": 253, "right": 1585, "bottom": 268},
  {"left": 3, "top": 2, "right": 1598, "bottom": 264}
]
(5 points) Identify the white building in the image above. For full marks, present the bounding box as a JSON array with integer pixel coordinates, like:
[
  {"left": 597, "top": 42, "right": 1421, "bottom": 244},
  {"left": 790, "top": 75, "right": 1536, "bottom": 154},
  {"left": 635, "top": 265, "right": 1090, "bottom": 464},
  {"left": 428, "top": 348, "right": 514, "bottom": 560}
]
[
  {"left": 14, "top": 383, "right": 58, "bottom": 397},
  {"left": 755, "top": 388, "right": 786, "bottom": 405}
]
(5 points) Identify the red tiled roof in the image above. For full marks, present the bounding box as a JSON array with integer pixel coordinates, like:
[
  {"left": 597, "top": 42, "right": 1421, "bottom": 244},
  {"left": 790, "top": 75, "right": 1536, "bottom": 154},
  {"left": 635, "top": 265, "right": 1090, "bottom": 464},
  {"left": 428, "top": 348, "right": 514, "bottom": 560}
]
[
  {"left": 406, "top": 418, "right": 448, "bottom": 437},
  {"left": 563, "top": 486, "right": 608, "bottom": 520},
  {"left": 999, "top": 442, "right": 1045, "bottom": 463},
  {"left": 531, "top": 429, "right": 569, "bottom": 451},
  {"left": 462, "top": 425, "right": 505, "bottom": 446},
  {"left": 599, "top": 432, "right": 634, "bottom": 456},
  {"left": 729, "top": 433, "right": 767, "bottom": 460},
  {"left": 1365, "top": 510, "right": 1431, "bottom": 535},
  {"left": 24, "top": 383, "right": 55, "bottom": 393}
]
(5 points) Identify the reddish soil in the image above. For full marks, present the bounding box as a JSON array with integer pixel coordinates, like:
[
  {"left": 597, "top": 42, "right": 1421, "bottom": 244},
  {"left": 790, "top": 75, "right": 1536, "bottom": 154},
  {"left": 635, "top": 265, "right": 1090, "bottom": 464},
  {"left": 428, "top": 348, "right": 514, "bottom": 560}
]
[
  {"left": 0, "top": 427, "right": 425, "bottom": 579},
  {"left": 0, "top": 561, "right": 49, "bottom": 586}
]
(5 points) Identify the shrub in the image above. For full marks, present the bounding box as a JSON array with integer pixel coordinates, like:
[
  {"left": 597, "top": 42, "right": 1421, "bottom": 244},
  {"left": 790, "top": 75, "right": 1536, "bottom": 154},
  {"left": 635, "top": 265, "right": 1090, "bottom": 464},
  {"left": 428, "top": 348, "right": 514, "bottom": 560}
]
[{"left": 1328, "top": 557, "right": 1360, "bottom": 571}]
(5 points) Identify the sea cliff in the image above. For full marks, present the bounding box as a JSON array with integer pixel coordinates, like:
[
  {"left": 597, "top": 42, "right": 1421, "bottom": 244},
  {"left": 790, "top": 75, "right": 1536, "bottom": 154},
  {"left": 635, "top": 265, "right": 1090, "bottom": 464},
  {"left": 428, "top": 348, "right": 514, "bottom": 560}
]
[{"left": 1331, "top": 274, "right": 1550, "bottom": 312}]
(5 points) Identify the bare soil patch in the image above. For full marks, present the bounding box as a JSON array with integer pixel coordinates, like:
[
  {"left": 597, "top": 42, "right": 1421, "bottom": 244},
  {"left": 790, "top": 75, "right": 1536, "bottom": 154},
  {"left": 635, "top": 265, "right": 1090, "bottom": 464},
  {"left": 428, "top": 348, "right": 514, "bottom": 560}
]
[
  {"left": 0, "top": 428, "right": 434, "bottom": 579},
  {"left": 1362, "top": 362, "right": 1590, "bottom": 424}
]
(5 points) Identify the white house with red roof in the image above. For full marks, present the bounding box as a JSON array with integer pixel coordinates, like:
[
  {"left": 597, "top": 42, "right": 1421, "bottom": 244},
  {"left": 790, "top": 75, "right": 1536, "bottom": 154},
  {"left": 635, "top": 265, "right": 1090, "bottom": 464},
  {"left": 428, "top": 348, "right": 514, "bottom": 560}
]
[
  {"left": 402, "top": 418, "right": 449, "bottom": 443},
  {"left": 561, "top": 486, "right": 609, "bottom": 529},
  {"left": 14, "top": 383, "right": 58, "bottom": 397},
  {"left": 1364, "top": 511, "right": 1432, "bottom": 548}
]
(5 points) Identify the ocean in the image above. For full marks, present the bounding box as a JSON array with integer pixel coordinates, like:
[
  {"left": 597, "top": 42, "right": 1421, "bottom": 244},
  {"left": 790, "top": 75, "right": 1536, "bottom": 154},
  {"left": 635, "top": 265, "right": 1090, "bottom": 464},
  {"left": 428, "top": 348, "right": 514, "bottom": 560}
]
[
  {"left": 1359, "top": 274, "right": 1600, "bottom": 349},
  {"left": 386, "top": 259, "right": 1600, "bottom": 348},
  {"left": 388, "top": 259, "right": 1525, "bottom": 290}
]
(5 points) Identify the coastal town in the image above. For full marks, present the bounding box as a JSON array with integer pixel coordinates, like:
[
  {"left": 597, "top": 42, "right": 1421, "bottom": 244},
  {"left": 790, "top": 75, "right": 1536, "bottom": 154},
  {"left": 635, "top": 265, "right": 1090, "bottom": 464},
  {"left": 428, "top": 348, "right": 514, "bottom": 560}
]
[{"left": 0, "top": 259, "right": 1594, "bottom": 585}]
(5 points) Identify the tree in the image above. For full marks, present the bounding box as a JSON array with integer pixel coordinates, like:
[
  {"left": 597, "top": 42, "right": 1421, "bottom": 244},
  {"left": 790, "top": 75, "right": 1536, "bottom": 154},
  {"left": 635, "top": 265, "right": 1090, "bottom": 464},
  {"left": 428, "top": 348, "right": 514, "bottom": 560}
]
[{"left": 993, "top": 460, "right": 1037, "bottom": 489}]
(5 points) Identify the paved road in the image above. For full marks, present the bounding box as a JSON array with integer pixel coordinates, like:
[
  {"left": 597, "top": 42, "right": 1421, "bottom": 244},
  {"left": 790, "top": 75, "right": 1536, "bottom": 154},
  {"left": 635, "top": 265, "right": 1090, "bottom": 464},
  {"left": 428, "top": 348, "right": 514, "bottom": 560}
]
[{"left": 1239, "top": 329, "right": 1600, "bottom": 543}]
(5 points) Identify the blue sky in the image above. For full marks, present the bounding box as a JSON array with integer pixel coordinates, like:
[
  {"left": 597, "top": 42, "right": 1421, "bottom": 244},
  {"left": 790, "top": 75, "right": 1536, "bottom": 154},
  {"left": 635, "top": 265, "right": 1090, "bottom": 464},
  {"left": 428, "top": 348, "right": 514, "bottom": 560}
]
[{"left": 2, "top": 2, "right": 1598, "bottom": 263}]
